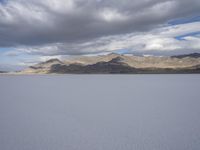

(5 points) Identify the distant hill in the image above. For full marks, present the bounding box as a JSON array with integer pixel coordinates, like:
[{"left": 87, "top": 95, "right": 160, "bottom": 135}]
[
  {"left": 0, "top": 71, "right": 7, "bottom": 73},
  {"left": 171, "top": 53, "right": 200, "bottom": 59},
  {"left": 20, "top": 53, "right": 200, "bottom": 74}
]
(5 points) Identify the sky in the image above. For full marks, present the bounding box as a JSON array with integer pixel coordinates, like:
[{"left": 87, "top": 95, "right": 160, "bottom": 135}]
[{"left": 0, "top": 0, "right": 200, "bottom": 71}]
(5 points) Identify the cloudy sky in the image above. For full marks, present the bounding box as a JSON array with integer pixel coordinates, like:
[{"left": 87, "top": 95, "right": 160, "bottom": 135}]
[{"left": 0, "top": 0, "right": 200, "bottom": 70}]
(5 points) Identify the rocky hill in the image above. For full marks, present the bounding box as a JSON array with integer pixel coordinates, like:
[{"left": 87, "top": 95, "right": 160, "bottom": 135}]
[{"left": 20, "top": 53, "right": 200, "bottom": 74}]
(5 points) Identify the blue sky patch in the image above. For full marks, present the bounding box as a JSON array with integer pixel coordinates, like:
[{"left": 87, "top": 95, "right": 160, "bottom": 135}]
[
  {"left": 169, "top": 16, "right": 200, "bottom": 25},
  {"left": 175, "top": 31, "right": 200, "bottom": 41},
  {"left": 0, "top": 47, "right": 14, "bottom": 52}
]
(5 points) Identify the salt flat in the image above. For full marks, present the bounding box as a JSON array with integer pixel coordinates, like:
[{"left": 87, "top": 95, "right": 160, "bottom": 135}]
[{"left": 0, "top": 75, "right": 200, "bottom": 150}]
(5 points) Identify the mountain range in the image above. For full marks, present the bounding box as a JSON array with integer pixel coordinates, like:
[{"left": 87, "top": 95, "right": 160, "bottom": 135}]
[
  {"left": 0, "top": 71, "right": 6, "bottom": 73},
  {"left": 17, "top": 53, "right": 200, "bottom": 74}
]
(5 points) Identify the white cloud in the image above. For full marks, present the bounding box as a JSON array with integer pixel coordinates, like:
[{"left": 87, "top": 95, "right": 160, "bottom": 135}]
[
  {"left": 100, "top": 8, "right": 127, "bottom": 22},
  {"left": 0, "top": 0, "right": 200, "bottom": 47},
  {"left": 12, "top": 21, "right": 200, "bottom": 56},
  {"left": 109, "top": 22, "right": 200, "bottom": 53}
]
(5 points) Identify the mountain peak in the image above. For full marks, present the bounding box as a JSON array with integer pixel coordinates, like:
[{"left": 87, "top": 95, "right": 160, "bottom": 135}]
[
  {"left": 109, "top": 56, "right": 125, "bottom": 63},
  {"left": 44, "top": 59, "right": 63, "bottom": 64}
]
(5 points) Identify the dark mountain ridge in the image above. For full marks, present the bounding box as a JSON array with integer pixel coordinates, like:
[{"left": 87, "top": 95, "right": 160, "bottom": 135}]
[
  {"left": 20, "top": 53, "right": 200, "bottom": 74},
  {"left": 172, "top": 53, "right": 200, "bottom": 59}
]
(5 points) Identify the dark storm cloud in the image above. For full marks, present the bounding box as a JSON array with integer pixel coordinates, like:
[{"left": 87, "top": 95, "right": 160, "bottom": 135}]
[{"left": 0, "top": 0, "right": 200, "bottom": 47}]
